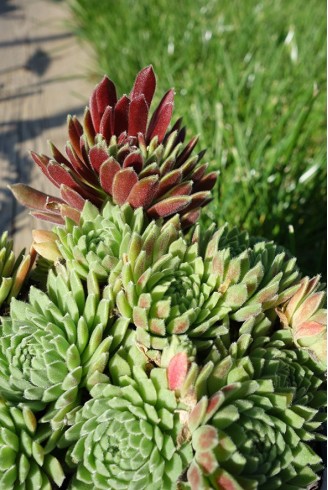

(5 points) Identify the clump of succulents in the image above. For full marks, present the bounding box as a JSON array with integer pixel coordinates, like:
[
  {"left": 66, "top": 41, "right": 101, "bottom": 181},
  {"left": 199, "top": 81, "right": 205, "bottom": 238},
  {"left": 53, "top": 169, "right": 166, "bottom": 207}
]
[{"left": 0, "top": 67, "right": 326, "bottom": 489}]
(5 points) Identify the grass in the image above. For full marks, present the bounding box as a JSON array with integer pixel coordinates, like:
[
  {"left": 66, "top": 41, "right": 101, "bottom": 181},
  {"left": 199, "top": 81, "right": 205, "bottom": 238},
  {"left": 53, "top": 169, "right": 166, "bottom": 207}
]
[{"left": 67, "top": 0, "right": 326, "bottom": 276}]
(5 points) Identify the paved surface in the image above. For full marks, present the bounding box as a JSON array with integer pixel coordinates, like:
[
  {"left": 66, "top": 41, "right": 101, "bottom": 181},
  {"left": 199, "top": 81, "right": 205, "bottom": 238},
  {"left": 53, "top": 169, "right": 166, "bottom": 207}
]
[{"left": 0, "top": 0, "right": 93, "bottom": 253}]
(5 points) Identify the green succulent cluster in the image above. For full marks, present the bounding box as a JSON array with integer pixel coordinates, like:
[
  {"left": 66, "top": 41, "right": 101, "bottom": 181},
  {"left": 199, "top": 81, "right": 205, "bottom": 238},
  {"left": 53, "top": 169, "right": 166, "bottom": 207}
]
[
  {"left": 62, "top": 344, "right": 192, "bottom": 489},
  {"left": 1, "top": 67, "right": 326, "bottom": 489},
  {"left": 186, "top": 380, "right": 323, "bottom": 490},
  {"left": 0, "top": 398, "right": 64, "bottom": 490},
  {"left": 0, "top": 231, "right": 33, "bottom": 313},
  {"left": 0, "top": 266, "right": 129, "bottom": 429}
]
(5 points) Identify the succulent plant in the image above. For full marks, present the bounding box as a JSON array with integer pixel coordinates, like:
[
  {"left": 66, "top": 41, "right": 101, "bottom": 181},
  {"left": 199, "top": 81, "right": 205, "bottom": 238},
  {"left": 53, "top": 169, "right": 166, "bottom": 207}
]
[
  {"left": 163, "top": 329, "right": 326, "bottom": 488},
  {"left": 0, "top": 398, "right": 65, "bottom": 489},
  {"left": 52, "top": 200, "right": 180, "bottom": 284},
  {"left": 115, "top": 223, "right": 300, "bottom": 350},
  {"left": 0, "top": 231, "right": 35, "bottom": 313},
  {"left": 10, "top": 66, "right": 217, "bottom": 229},
  {"left": 0, "top": 65, "right": 326, "bottom": 490},
  {"left": 0, "top": 266, "right": 129, "bottom": 429},
  {"left": 277, "top": 275, "right": 327, "bottom": 368},
  {"left": 62, "top": 344, "right": 192, "bottom": 489},
  {"left": 186, "top": 380, "right": 323, "bottom": 489},
  {"left": 207, "top": 330, "right": 326, "bottom": 431}
]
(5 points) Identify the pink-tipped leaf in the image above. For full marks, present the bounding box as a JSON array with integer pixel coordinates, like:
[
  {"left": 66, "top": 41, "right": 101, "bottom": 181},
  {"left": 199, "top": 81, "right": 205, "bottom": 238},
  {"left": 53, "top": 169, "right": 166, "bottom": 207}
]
[{"left": 167, "top": 352, "right": 189, "bottom": 391}]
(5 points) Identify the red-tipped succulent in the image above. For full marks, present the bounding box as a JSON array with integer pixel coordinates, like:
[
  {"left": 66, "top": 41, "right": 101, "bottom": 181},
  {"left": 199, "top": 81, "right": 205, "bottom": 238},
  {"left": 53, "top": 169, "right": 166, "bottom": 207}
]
[
  {"left": 11, "top": 66, "right": 217, "bottom": 228},
  {"left": 277, "top": 275, "right": 327, "bottom": 368}
]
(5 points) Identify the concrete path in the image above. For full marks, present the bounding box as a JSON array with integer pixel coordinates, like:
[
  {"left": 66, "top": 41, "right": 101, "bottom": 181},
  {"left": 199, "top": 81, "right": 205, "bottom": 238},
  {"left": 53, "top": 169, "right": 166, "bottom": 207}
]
[{"left": 0, "top": 0, "right": 93, "bottom": 253}]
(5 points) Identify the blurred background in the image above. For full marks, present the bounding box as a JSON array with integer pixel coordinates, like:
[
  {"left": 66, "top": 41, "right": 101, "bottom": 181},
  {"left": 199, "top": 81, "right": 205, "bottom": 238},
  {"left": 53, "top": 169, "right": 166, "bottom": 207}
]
[{"left": 0, "top": 0, "right": 326, "bottom": 277}]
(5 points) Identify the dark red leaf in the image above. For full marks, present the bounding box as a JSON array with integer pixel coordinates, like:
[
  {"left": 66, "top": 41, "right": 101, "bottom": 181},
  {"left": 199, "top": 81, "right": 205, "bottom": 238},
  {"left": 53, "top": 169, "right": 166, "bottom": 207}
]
[
  {"left": 9, "top": 184, "right": 64, "bottom": 211},
  {"left": 48, "top": 142, "right": 70, "bottom": 166},
  {"left": 198, "top": 148, "right": 207, "bottom": 160},
  {"left": 47, "top": 163, "right": 102, "bottom": 205},
  {"left": 47, "top": 162, "right": 81, "bottom": 189},
  {"left": 114, "top": 95, "right": 130, "bottom": 136},
  {"left": 185, "top": 191, "right": 212, "bottom": 211},
  {"left": 181, "top": 209, "right": 201, "bottom": 230},
  {"left": 161, "top": 181, "right": 193, "bottom": 199},
  {"left": 156, "top": 169, "right": 182, "bottom": 198},
  {"left": 99, "top": 157, "right": 121, "bottom": 195},
  {"left": 127, "top": 175, "right": 159, "bottom": 209},
  {"left": 117, "top": 145, "right": 131, "bottom": 164},
  {"left": 112, "top": 168, "right": 138, "bottom": 205},
  {"left": 117, "top": 131, "right": 128, "bottom": 145},
  {"left": 89, "top": 84, "right": 101, "bottom": 133},
  {"left": 193, "top": 171, "right": 218, "bottom": 192},
  {"left": 31, "top": 211, "right": 65, "bottom": 225},
  {"left": 147, "top": 195, "right": 191, "bottom": 218},
  {"left": 123, "top": 151, "right": 144, "bottom": 173},
  {"left": 146, "top": 89, "right": 174, "bottom": 143},
  {"left": 191, "top": 163, "right": 209, "bottom": 182},
  {"left": 139, "top": 162, "right": 160, "bottom": 179},
  {"left": 30, "top": 151, "right": 59, "bottom": 187},
  {"left": 176, "top": 136, "right": 199, "bottom": 165},
  {"left": 180, "top": 156, "right": 199, "bottom": 180},
  {"left": 60, "top": 185, "right": 86, "bottom": 211},
  {"left": 65, "top": 143, "right": 98, "bottom": 184},
  {"left": 159, "top": 157, "right": 176, "bottom": 176},
  {"left": 96, "top": 75, "right": 117, "bottom": 114},
  {"left": 128, "top": 94, "right": 149, "bottom": 136},
  {"left": 130, "top": 65, "right": 156, "bottom": 108},
  {"left": 163, "top": 117, "right": 182, "bottom": 144},
  {"left": 79, "top": 136, "right": 90, "bottom": 167},
  {"left": 68, "top": 115, "right": 83, "bottom": 160},
  {"left": 147, "top": 102, "right": 173, "bottom": 144},
  {"left": 99, "top": 106, "right": 113, "bottom": 141},
  {"left": 83, "top": 107, "right": 96, "bottom": 145},
  {"left": 89, "top": 146, "right": 109, "bottom": 173},
  {"left": 176, "top": 125, "right": 186, "bottom": 144}
]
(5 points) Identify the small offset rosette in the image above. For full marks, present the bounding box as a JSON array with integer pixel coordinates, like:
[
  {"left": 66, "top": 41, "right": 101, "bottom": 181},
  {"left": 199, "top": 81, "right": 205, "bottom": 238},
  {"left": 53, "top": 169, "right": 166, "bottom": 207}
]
[
  {"left": 0, "top": 267, "right": 129, "bottom": 430},
  {"left": 61, "top": 345, "right": 193, "bottom": 489}
]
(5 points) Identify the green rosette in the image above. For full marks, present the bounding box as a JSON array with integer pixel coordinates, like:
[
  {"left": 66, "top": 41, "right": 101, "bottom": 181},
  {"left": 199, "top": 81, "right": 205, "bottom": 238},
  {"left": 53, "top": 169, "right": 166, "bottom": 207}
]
[
  {"left": 115, "top": 222, "right": 300, "bottom": 351},
  {"left": 63, "top": 345, "right": 192, "bottom": 489},
  {"left": 0, "top": 231, "right": 33, "bottom": 313},
  {"left": 0, "top": 266, "right": 129, "bottom": 429},
  {"left": 277, "top": 275, "right": 327, "bottom": 368},
  {"left": 0, "top": 398, "right": 65, "bottom": 489},
  {"left": 55, "top": 201, "right": 157, "bottom": 281},
  {"left": 186, "top": 380, "right": 323, "bottom": 490}
]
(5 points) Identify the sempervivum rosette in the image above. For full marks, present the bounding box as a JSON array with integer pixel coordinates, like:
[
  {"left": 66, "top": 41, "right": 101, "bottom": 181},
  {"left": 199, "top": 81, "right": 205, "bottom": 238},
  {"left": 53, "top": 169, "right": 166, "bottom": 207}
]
[
  {"left": 10, "top": 66, "right": 217, "bottom": 229},
  {"left": 164, "top": 328, "right": 326, "bottom": 489},
  {"left": 201, "top": 232, "right": 301, "bottom": 323},
  {"left": 204, "top": 330, "right": 327, "bottom": 437},
  {"left": 52, "top": 201, "right": 180, "bottom": 283},
  {"left": 115, "top": 224, "right": 300, "bottom": 351},
  {"left": 0, "top": 231, "right": 35, "bottom": 313},
  {"left": 0, "top": 398, "right": 65, "bottom": 489},
  {"left": 185, "top": 380, "right": 323, "bottom": 490},
  {"left": 62, "top": 344, "right": 192, "bottom": 489},
  {"left": 277, "top": 275, "right": 327, "bottom": 368},
  {"left": 0, "top": 266, "right": 129, "bottom": 429}
]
